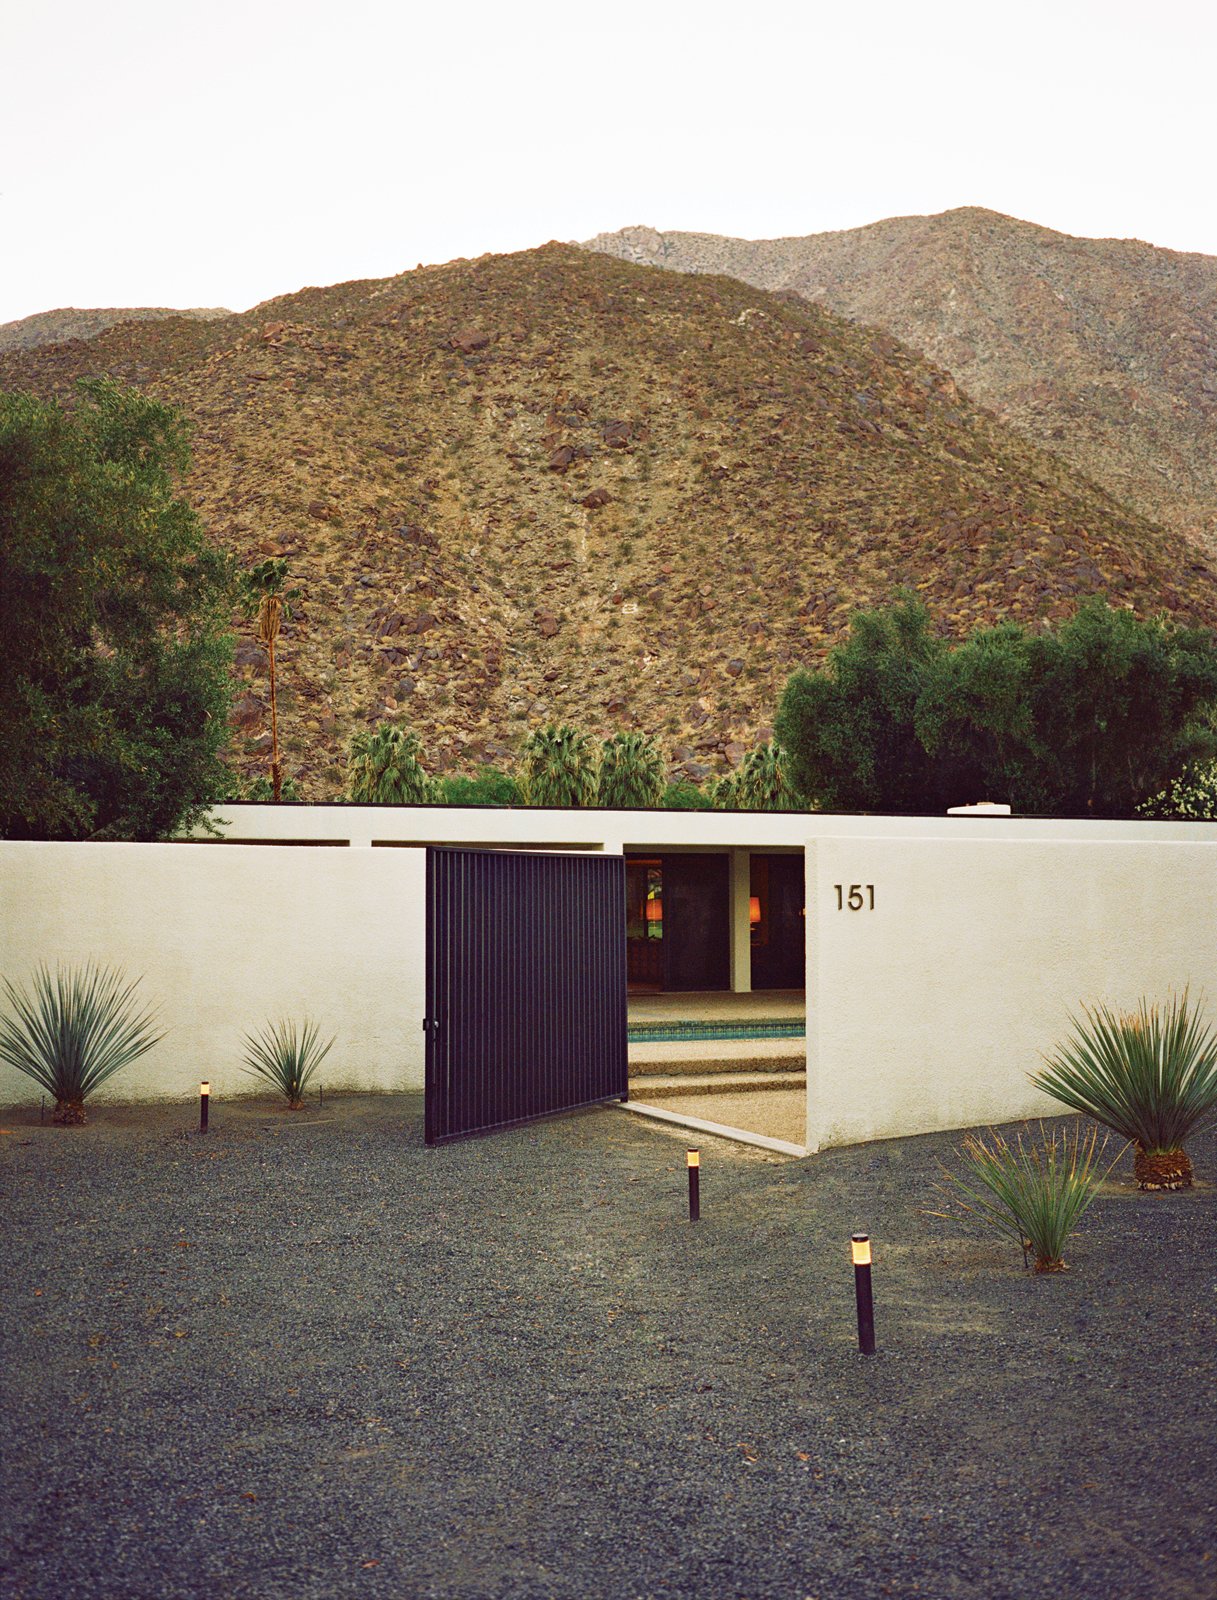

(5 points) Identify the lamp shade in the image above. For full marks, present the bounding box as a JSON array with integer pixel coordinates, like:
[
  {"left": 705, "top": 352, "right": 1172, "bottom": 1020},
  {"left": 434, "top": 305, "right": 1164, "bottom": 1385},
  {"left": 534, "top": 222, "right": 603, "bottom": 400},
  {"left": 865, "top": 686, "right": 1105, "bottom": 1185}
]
[{"left": 749, "top": 896, "right": 762, "bottom": 925}]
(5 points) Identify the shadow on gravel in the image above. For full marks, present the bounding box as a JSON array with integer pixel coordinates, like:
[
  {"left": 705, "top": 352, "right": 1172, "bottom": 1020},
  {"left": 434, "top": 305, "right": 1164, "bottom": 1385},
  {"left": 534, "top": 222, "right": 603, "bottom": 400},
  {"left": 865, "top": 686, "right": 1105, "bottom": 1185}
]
[{"left": 1, "top": 1096, "right": 1214, "bottom": 1600}]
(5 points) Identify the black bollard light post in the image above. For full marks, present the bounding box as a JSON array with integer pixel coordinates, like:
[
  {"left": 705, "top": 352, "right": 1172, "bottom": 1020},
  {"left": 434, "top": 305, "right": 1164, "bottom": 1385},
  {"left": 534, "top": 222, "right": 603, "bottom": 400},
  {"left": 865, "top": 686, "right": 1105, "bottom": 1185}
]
[
  {"left": 687, "top": 1149, "right": 701, "bottom": 1222},
  {"left": 199, "top": 1081, "right": 210, "bottom": 1135},
  {"left": 852, "top": 1234, "right": 875, "bottom": 1354}
]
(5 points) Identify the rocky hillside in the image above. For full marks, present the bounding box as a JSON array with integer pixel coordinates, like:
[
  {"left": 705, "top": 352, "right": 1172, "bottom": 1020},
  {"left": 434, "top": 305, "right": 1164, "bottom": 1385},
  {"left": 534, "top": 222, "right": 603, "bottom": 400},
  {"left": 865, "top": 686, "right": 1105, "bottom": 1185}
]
[
  {"left": 0, "top": 305, "right": 232, "bottom": 354},
  {"left": 584, "top": 210, "right": 1217, "bottom": 549},
  {"left": 3, "top": 244, "right": 1215, "bottom": 799}
]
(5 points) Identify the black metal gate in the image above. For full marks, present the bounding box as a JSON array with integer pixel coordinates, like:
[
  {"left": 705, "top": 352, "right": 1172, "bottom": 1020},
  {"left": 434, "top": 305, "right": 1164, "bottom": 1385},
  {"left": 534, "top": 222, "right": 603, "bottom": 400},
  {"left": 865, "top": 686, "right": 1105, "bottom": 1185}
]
[{"left": 424, "top": 848, "right": 628, "bottom": 1144}]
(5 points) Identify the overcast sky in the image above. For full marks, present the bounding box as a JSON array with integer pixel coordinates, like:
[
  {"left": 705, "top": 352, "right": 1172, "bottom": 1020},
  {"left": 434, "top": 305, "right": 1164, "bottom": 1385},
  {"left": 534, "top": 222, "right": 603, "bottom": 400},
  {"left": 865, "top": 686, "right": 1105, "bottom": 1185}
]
[{"left": 2, "top": 0, "right": 1214, "bottom": 325}]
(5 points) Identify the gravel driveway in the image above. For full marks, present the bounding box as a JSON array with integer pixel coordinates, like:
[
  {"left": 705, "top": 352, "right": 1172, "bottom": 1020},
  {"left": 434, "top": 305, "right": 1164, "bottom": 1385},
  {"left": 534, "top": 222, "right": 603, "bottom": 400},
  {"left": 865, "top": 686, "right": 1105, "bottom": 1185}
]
[{"left": 1, "top": 1095, "right": 1214, "bottom": 1600}]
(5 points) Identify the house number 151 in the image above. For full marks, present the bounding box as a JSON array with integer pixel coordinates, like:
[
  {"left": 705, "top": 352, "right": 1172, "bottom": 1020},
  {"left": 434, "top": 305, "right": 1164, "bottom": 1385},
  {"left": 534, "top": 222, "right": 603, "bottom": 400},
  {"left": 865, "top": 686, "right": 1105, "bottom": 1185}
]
[{"left": 834, "top": 884, "right": 875, "bottom": 911}]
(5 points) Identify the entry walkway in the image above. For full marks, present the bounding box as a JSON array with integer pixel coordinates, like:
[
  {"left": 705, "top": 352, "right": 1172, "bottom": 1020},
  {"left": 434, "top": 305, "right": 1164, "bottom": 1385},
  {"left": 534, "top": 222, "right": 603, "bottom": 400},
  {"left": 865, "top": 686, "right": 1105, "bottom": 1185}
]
[
  {"left": 626, "top": 989, "right": 807, "bottom": 1153},
  {"left": 627, "top": 990, "right": 805, "bottom": 1024}
]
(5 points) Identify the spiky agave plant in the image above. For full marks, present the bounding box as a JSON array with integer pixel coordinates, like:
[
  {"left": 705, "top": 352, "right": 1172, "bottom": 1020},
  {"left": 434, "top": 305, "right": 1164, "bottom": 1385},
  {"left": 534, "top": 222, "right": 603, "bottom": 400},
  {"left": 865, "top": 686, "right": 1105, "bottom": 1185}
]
[
  {"left": 930, "top": 1122, "right": 1117, "bottom": 1273},
  {"left": 0, "top": 963, "right": 164, "bottom": 1124},
  {"left": 241, "top": 1018, "right": 334, "bottom": 1109},
  {"left": 597, "top": 731, "right": 666, "bottom": 809},
  {"left": 346, "top": 724, "right": 436, "bottom": 804},
  {"left": 518, "top": 723, "right": 599, "bottom": 807},
  {"left": 1030, "top": 993, "right": 1217, "bottom": 1190}
]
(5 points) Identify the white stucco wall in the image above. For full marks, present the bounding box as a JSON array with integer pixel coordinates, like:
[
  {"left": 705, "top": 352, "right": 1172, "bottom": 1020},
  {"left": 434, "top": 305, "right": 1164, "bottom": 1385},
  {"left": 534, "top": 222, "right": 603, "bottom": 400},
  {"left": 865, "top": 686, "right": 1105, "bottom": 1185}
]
[
  {"left": 804, "top": 836, "right": 1217, "bottom": 1151},
  {"left": 0, "top": 841, "right": 427, "bottom": 1106}
]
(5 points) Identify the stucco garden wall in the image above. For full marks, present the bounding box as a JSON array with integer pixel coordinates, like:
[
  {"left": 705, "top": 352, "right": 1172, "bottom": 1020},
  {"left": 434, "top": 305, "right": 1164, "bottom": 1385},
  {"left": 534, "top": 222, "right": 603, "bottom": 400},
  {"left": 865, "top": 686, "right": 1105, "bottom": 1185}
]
[
  {"left": 804, "top": 836, "right": 1217, "bottom": 1151},
  {"left": 0, "top": 841, "right": 427, "bottom": 1106}
]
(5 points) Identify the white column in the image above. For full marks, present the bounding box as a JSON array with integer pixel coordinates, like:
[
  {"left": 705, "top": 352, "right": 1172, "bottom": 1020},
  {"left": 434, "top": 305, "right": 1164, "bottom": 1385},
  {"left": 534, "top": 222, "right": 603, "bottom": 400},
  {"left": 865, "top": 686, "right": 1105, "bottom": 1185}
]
[{"left": 730, "top": 849, "right": 752, "bottom": 993}]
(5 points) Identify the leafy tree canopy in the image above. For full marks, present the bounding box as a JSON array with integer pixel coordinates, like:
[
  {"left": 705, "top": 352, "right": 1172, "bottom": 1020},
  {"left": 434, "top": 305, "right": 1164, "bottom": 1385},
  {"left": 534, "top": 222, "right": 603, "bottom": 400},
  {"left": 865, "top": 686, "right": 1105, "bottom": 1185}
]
[
  {"left": 0, "top": 379, "right": 234, "bottom": 839},
  {"left": 776, "top": 596, "right": 1217, "bottom": 817}
]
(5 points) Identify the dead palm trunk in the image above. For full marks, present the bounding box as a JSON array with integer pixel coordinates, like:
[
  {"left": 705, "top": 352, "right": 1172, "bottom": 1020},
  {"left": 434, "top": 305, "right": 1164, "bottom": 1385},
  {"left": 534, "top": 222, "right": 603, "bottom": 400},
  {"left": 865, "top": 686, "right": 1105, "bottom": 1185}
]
[{"left": 257, "top": 596, "right": 283, "bottom": 802}]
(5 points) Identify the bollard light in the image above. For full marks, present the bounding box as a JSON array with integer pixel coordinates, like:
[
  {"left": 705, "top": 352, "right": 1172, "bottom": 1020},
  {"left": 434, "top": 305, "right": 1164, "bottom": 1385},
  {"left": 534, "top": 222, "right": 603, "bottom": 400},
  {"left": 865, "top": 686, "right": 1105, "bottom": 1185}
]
[
  {"left": 200, "top": 1081, "right": 210, "bottom": 1134},
  {"left": 687, "top": 1148, "right": 701, "bottom": 1223},
  {"left": 852, "top": 1233, "right": 875, "bottom": 1354}
]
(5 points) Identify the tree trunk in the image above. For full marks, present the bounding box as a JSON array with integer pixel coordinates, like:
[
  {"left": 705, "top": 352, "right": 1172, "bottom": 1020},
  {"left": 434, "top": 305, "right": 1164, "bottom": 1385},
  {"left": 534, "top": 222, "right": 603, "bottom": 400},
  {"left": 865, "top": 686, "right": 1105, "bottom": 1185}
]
[
  {"left": 268, "top": 637, "right": 281, "bottom": 803},
  {"left": 1134, "top": 1144, "right": 1193, "bottom": 1190},
  {"left": 53, "top": 1098, "right": 86, "bottom": 1126}
]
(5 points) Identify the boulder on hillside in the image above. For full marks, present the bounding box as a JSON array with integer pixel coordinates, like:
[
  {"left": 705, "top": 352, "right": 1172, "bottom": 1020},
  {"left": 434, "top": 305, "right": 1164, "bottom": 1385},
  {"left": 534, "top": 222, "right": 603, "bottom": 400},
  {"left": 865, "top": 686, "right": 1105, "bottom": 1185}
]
[{"left": 450, "top": 330, "right": 490, "bottom": 354}]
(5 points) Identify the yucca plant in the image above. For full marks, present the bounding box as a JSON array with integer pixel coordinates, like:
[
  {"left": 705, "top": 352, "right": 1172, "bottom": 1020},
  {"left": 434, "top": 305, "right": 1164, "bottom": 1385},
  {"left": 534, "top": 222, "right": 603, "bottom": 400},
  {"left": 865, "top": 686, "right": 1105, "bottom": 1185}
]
[
  {"left": 0, "top": 963, "right": 164, "bottom": 1124},
  {"left": 930, "top": 1122, "right": 1116, "bottom": 1273},
  {"left": 346, "top": 724, "right": 436, "bottom": 804},
  {"left": 597, "top": 731, "right": 666, "bottom": 808},
  {"left": 241, "top": 1018, "right": 334, "bottom": 1109},
  {"left": 518, "top": 723, "right": 599, "bottom": 807},
  {"left": 1031, "top": 992, "right": 1217, "bottom": 1190}
]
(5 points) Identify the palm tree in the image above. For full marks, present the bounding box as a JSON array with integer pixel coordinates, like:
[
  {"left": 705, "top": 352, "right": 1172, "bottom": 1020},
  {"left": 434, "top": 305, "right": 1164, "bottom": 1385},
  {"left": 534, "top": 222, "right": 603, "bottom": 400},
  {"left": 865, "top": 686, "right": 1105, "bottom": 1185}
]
[
  {"left": 712, "top": 742, "right": 800, "bottom": 811},
  {"left": 518, "top": 724, "right": 598, "bottom": 807},
  {"left": 241, "top": 558, "right": 301, "bottom": 803},
  {"left": 597, "top": 732, "right": 666, "bottom": 808},
  {"left": 346, "top": 725, "right": 436, "bottom": 804}
]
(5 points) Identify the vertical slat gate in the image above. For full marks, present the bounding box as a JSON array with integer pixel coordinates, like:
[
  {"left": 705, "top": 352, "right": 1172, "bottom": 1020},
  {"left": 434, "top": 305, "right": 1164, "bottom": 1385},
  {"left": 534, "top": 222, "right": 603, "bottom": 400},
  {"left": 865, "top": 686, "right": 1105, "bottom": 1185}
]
[{"left": 425, "top": 848, "right": 628, "bottom": 1144}]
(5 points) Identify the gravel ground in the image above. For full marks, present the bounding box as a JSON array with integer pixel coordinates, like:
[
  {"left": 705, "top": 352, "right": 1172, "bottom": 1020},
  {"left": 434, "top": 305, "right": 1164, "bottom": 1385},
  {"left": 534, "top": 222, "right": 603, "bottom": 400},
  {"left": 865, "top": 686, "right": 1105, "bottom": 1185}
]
[{"left": 1, "top": 1095, "right": 1215, "bottom": 1600}]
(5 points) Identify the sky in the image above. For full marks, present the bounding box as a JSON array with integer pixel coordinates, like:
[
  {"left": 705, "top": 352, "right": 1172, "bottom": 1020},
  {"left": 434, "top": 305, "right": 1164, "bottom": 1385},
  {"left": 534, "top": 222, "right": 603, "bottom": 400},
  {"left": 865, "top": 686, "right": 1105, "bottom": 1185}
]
[{"left": 2, "top": 0, "right": 1214, "bottom": 325}]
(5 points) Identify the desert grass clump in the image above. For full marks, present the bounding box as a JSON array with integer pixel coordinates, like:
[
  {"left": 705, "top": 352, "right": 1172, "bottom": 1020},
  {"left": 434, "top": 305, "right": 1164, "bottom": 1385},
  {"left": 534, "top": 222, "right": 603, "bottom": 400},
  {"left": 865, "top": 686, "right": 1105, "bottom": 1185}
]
[
  {"left": 1031, "top": 993, "right": 1217, "bottom": 1190},
  {"left": 242, "top": 1018, "right": 334, "bottom": 1110},
  {"left": 930, "top": 1122, "right": 1116, "bottom": 1273},
  {"left": 0, "top": 963, "right": 164, "bottom": 1124}
]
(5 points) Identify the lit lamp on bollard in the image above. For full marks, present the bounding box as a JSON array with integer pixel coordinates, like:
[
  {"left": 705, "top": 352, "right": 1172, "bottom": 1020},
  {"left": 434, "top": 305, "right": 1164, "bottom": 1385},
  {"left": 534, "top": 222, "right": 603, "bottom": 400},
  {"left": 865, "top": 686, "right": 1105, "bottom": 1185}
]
[
  {"left": 851, "top": 1233, "right": 876, "bottom": 1355},
  {"left": 200, "top": 1081, "right": 210, "bottom": 1135},
  {"left": 687, "top": 1149, "right": 700, "bottom": 1222}
]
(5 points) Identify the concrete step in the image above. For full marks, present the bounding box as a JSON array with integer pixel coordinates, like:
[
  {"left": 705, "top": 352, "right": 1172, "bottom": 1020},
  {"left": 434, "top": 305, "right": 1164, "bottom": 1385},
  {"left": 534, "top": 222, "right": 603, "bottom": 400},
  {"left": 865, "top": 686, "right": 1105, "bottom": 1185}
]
[
  {"left": 628, "top": 1070, "right": 806, "bottom": 1099},
  {"left": 628, "top": 1037, "right": 804, "bottom": 1073}
]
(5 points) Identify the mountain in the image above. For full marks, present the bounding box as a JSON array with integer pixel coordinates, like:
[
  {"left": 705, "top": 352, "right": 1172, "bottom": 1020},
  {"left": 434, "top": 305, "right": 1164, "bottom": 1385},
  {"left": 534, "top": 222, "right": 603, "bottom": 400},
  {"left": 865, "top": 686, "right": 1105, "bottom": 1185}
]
[
  {"left": 584, "top": 210, "right": 1217, "bottom": 550},
  {"left": 3, "top": 244, "right": 1215, "bottom": 799},
  {"left": 0, "top": 305, "right": 232, "bottom": 354}
]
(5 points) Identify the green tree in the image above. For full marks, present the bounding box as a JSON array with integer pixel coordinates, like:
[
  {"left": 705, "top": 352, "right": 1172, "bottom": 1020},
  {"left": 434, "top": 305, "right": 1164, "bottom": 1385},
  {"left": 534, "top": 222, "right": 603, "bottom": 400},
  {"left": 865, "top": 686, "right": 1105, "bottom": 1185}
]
[
  {"left": 597, "top": 731, "right": 666, "bottom": 808},
  {"left": 712, "top": 742, "right": 802, "bottom": 811},
  {"left": 518, "top": 723, "right": 599, "bottom": 807},
  {"left": 0, "top": 379, "right": 233, "bottom": 839},
  {"left": 438, "top": 768, "right": 522, "bottom": 806},
  {"left": 777, "top": 596, "right": 1217, "bottom": 817},
  {"left": 1022, "top": 600, "right": 1217, "bottom": 815},
  {"left": 660, "top": 780, "right": 714, "bottom": 811},
  {"left": 1139, "top": 760, "right": 1217, "bottom": 821},
  {"left": 774, "top": 597, "right": 948, "bottom": 812},
  {"left": 346, "top": 725, "right": 436, "bottom": 803}
]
